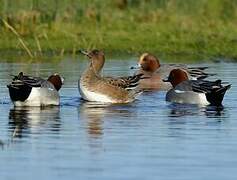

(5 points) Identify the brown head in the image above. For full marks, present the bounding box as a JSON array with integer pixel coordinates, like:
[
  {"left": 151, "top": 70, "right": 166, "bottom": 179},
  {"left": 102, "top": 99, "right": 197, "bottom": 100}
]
[
  {"left": 80, "top": 49, "right": 105, "bottom": 73},
  {"left": 163, "top": 69, "right": 189, "bottom": 87},
  {"left": 47, "top": 74, "right": 64, "bottom": 91},
  {"left": 138, "top": 53, "right": 161, "bottom": 72}
]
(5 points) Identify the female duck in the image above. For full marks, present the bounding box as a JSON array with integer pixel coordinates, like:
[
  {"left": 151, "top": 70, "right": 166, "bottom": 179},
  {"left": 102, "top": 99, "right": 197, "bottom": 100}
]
[{"left": 79, "top": 49, "right": 143, "bottom": 103}]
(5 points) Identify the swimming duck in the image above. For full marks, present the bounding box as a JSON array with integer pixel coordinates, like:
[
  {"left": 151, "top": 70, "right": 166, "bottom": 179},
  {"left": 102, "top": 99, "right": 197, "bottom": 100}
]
[
  {"left": 132, "top": 53, "right": 212, "bottom": 90},
  {"left": 79, "top": 49, "right": 143, "bottom": 103},
  {"left": 163, "top": 69, "right": 231, "bottom": 106},
  {"left": 7, "top": 72, "right": 64, "bottom": 106}
]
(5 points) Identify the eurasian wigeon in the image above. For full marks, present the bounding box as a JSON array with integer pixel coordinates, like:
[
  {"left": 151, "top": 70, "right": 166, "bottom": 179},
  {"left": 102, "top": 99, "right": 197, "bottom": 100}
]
[
  {"left": 7, "top": 72, "right": 64, "bottom": 106},
  {"left": 163, "top": 69, "right": 231, "bottom": 106},
  {"left": 132, "top": 53, "right": 212, "bottom": 90},
  {"left": 79, "top": 49, "right": 144, "bottom": 103}
]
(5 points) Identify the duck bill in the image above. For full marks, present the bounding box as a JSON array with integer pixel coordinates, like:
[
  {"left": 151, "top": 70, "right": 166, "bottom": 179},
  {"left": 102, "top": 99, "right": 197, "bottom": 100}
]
[
  {"left": 162, "top": 78, "right": 170, "bottom": 82},
  {"left": 130, "top": 64, "right": 141, "bottom": 70},
  {"left": 79, "top": 50, "right": 92, "bottom": 58}
]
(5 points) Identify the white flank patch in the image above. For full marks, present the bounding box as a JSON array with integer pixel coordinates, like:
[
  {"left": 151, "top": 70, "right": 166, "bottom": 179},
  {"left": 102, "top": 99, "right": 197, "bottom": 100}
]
[
  {"left": 79, "top": 82, "right": 113, "bottom": 103},
  {"left": 198, "top": 93, "right": 209, "bottom": 105},
  {"left": 14, "top": 87, "right": 59, "bottom": 106}
]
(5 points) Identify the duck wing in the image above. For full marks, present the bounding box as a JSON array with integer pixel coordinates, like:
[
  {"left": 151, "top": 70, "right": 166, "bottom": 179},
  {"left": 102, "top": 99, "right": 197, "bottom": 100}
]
[
  {"left": 189, "top": 79, "right": 231, "bottom": 106},
  {"left": 8, "top": 72, "right": 45, "bottom": 89},
  {"left": 103, "top": 74, "right": 144, "bottom": 90},
  {"left": 190, "top": 79, "right": 229, "bottom": 93},
  {"left": 159, "top": 64, "right": 213, "bottom": 80},
  {"left": 187, "top": 67, "right": 215, "bottom": 80}
]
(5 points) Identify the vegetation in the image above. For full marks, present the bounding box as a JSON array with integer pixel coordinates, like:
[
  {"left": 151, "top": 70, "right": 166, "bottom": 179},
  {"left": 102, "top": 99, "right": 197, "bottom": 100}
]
[{"left": 1, "top": 0, "right": 237, "bottom": 60}]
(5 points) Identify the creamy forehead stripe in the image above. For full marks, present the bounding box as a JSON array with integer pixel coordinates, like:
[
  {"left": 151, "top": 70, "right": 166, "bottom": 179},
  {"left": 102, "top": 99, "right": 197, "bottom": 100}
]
[
  {"left": 139, "top": 53, "right": 149, "bottom": 62},
  {"left": 61, "top": 76, "right": 65, "bottom": 83}
]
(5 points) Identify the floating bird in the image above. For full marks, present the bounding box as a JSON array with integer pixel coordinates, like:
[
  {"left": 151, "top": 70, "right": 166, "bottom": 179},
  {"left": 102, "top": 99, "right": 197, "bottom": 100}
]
[
  {"left": 7, "top": 72, "right": 64, "bottom": 106},
  {"left": 163, "top": 69, "right": 231, "bottom": 106},
  {"left": 79, "top": 49, "right": 144, "bottom": 103},
  {"left": 131, "top": 53, "right": 213, "bottom": 90}
]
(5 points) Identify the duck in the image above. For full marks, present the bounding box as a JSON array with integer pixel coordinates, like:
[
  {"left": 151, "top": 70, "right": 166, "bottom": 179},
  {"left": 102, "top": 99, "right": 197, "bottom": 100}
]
[
  {"left": 79, "top": 49, "right": 144, "bottom": 103},
  {"left": 163, "top": 68, "right": 231, "bottom": 106},
  {"left": 132, "top": 53, "right": 213, "bottom": 90},
  {"left": 7, "top": 72, "right": 64, "bottom": 106}
]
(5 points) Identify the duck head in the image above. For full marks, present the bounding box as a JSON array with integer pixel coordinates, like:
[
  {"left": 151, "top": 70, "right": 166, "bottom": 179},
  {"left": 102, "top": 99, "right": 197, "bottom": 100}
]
[
  {"left": 163, "top": 69, "right": 188, "bottom": 87},
  {"left": 138, "top": 53, "right": 160, "bottom": 72},
  {"left": 47, "top": 74, "right": 64, "bottom": 91},
  {"left": 80, "top": 49, "right": 105, "bottom": 73}
]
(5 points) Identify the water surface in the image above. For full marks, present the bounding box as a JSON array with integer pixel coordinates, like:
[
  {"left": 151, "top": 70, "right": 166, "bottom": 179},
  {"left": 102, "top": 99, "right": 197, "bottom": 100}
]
[{"left": 0, "top": 57, "right": 236, "bottom": 180}]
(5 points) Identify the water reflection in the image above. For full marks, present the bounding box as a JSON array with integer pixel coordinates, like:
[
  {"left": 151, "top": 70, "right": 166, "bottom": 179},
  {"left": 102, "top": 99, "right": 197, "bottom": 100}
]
[
  {"left": 78, "top": 102, "right": 106, "bottom": 138},
  {"left": 0, "top": 139, "right": 4, "bottom": 149},
  {"left": 167, "top": 103, "right": 201, "bottom": 117},
  {"left": 167, "top": 103, "right": 226, "bottom": 118},
  {"left": 8, "top": 106, "right": 61, "bottom": 139},
  {"left": 78, "top": 101, "right": 136, "bottom": 139},
  {"left": 1, "top": 60, "right": 236, "bottom": 180},
  {"left": 204, "top": 106, "right": 225, "bottom": 117}
]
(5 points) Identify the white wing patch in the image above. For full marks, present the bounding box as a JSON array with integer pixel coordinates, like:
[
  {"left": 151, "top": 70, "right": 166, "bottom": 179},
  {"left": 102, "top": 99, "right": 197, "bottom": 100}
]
[{"left": 174, "top": 89, "right": 185, "bottom": 93}]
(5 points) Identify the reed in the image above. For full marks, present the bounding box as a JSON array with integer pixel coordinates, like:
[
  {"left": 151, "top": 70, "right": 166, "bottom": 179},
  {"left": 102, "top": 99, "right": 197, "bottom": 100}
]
[{"left": 0, "top": 0, "right": 237, "bottom": 60}]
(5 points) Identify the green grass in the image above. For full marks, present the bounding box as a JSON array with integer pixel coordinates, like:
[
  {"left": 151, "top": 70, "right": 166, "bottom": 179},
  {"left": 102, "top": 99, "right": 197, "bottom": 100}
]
[{"left": 1, "top": 0, "right": 237, "bottom": 60}]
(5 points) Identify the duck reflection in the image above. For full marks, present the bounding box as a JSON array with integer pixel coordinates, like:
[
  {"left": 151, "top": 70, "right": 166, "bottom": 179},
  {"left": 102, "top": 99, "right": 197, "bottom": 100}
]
[
  {"left": 168, "top": 103, "right": 226, "bottom": 118},
  {"left": 78, "top": 102, "right": 108, "bottom": 138},
  {"left": 168, "top": 103, "right": 200, "bottom": 118},
  {"left": 204, "top": 105, "right": 226, "bottom": 118},
  {"left": 8, "top": 106, "right": 61, "bottom": 139},
  {"left": 165, "top": 103, "right": 227, "bottom": 139},
  {"left": 78, "top": 101, "right": 135, "bottom": 139}
]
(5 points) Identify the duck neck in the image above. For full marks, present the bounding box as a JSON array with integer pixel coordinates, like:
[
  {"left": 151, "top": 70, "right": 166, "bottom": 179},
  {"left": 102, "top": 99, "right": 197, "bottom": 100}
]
[
  {"left": 82, "top": 63, "right": 102, "bottom": 81},
  {"left": 90, "top": 58, "right": 104, "bottom": 76}
]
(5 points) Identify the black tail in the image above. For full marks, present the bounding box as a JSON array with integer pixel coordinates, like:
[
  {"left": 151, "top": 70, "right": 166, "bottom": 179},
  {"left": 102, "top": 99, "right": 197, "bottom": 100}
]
[
  {"left": 206, "top": 84, "right": 231, "bottom": 106},
  {"left": 7, "top": 84, "right": 32, "bottom": 102},
  {"left": 7, "top": 72, "right": 32, "bottom": 102}
]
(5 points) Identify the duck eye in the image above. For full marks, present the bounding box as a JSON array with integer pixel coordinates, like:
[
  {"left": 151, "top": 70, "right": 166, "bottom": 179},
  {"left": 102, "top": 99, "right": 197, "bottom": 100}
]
[{"left": 94, "top": 50, "right": 99, "bottom": 55}]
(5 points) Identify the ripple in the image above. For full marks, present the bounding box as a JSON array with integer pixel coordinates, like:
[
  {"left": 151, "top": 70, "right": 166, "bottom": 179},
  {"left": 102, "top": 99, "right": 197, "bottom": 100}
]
[{"left": 0, "top": 60, "right": 237, "bottom": 180}]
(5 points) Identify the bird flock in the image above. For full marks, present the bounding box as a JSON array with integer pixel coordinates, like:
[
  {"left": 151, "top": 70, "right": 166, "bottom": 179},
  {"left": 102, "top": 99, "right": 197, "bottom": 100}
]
[{"left": 7, "top": 49, "right": 231, "bottom": 107}]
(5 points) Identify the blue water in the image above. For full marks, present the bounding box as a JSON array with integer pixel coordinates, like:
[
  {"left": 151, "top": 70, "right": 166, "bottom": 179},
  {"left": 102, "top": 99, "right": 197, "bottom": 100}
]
[{"left": 0, "top": 57, "right": 236, "bottom": 180}]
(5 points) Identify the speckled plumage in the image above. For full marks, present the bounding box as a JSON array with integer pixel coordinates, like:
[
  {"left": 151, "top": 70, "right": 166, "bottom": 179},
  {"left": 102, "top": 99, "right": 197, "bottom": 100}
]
[{"left": 79, "top": 50, "right": 143, "bottom": 103}]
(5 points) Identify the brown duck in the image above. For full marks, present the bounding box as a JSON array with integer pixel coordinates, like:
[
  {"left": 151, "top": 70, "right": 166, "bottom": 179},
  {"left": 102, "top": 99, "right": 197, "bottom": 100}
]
[{"left": 79, "top": 49, "right": 143, "bottom": 103}]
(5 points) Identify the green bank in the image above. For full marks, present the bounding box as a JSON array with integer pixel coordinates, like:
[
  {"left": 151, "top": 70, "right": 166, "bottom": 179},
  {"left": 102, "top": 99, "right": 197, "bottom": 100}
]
[{"left": 1, "top": 0, "right": 237, "bottom": 60}]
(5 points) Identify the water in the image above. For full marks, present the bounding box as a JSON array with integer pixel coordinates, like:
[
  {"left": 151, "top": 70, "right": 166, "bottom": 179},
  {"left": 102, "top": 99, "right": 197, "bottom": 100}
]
[{"left": 0, "top": 57, "right": 236, "bottom": 180}]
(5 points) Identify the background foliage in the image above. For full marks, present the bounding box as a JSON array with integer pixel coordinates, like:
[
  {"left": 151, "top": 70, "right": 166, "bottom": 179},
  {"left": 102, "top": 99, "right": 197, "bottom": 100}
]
[{"left": 1, "top": 0, "right": 237, "bottom": 59}]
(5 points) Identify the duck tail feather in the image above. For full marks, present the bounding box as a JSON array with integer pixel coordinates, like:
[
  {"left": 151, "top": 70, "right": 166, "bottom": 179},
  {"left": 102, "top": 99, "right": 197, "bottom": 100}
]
[{"left": 206, "top": 84, "right": 231, "bottom": 106}]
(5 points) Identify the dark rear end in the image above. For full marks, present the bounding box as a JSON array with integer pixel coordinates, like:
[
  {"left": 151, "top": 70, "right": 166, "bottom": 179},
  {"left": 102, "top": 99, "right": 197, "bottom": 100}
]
[{"left": 7, "top": 83, "right": 32, "bottom": 102}]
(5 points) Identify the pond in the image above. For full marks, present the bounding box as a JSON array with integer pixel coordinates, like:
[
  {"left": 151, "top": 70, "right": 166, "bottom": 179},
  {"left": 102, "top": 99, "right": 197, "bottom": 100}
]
[{"left": 0, "top": 57, "right": 236, "bottom": 180}]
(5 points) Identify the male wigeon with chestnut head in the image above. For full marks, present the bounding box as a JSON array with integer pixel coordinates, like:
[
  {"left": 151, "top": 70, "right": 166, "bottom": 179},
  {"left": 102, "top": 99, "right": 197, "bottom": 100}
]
[
  {"left": 79, "top": 49, "right": 144, "bottom": 103},
  {"left": 163, "top": 69, "right": 231, "bottom": 106},
  {"left": 132, "top": 53, "right": 212, "bottom": 90},
  {"left": 7, "top": 72, "right": 64, "bottom": 106}
]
